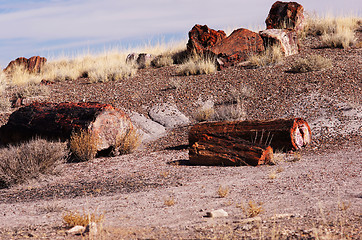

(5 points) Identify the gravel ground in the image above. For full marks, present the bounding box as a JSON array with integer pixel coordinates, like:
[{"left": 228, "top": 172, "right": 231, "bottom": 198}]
[{"left": 0, "top": 32, "right": 361, "bottom": 239}]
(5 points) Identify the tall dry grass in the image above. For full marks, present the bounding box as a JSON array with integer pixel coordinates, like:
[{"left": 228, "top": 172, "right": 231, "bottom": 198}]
[
  {"left": 304, "top": 14, "right": 361, "bottom": 48},
  {"left": 177, "top": 55, "right": 217, "bottom": 76},
  {"left": 248, "top": 44, "right": 283, "bottom": 68}
]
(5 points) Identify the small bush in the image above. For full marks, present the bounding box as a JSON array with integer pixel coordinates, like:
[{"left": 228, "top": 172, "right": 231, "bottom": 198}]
[
  {"left": 177, "top": 56, "right": 217, "bottom": 76},
  {"left": 164, "top": 196, "right": 176, "bottom": 207},
  {"left": 194, "top": 99, "right": 215, "bottom": 122},
  {"left": 0, "top": 138, "right": 69, "bottom": 188},
  {"left": 70, "top": 129, "right": 99, "bottom": 162},
  {"left": 217, "top": 185, "right": 229, "bottom": 198},
  {"left": 289, "top": 54, "right": 332, "bottom": 73},
  {"left": 248, "top": 45, "right": 283, "bottom": 68},
  {"left": 321, "top": 27, "right": 356, "bottom": 48},
  {"left": 63, "top": 209, "right": 104, "bottom": 227},
  {"left": 113, "top": 128, "right": 141, "bottom": 156},
  {"left": 7, "top": 65, "right": 43, "bottom": 86},
  {"left": 237, "top": 200, "right": 264, "bottom": 218}
]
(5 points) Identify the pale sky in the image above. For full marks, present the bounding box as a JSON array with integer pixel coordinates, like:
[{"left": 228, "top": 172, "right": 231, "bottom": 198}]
[{"left": 0, "top": 0, "right": 361, "bottom": 67}]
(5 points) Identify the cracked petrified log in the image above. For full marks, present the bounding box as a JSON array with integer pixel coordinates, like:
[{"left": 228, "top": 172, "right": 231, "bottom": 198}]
[
  {"left": 0, "top": 102, "right": 133, "bottom": 151},
  {"left": 189, "top": 133, "right": 273, "bottom": 166},
  {"left": 4, "top": 56, "right": 47, "bottom": 73},
  {"left": 189, "top": 118, "right": 311, "bottom": 152}
]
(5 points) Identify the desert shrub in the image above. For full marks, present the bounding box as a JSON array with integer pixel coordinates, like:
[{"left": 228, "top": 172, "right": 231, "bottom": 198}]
[
  {"left": 0, "top": 138, "right": 69, "bottom": 188},
  {"left": 112, "top": 128, "right": 141, "bottom": 156},
  {"left": 177, "top": 56, "right": 217, "bottom": 76},
  {"left": 213, "top": 102, "right": 246, "bottom": 121},
  {"left": 194, "top": 99, "right": 215, "bottom": 122},
  {"left": 164, "top": 196, "right": 176, "bottom": 206},
  {"left": 217, "top": 185, "right": 229, "bottom": 198},
  {"left": 248, "top": 44, "right": 283, "bottom": 68},
  {"left": 289, "top": 54, "right": 332, "bottom": 73},
  {"left": 237, "top": 200, "right": 264, "bottom": 218},
  {"left": 63, "top": 209, "right": 104, "bottom": 227},
  {"left": 321, "top": 27, "right": 356, "bottom": 48},
  {"left": 70, "top": 129, "right": 99, "bottom": 162}
]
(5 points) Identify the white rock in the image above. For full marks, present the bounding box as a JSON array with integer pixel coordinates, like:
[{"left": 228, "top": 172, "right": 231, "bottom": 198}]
[
  {"left": 130, "top": 111, "right": 166, "bottom": 142},
  {"left": 83, "top": 222, "right": 98, "bottom": 235},
  {"left": 66, "top": 225, "right": 85, "bottom": 235},
  {"left": 206, "top": 209, "right": 228, "bottom": 218},
  {"left": 149, "top": 102, "right": 190, "bottom": 128}
]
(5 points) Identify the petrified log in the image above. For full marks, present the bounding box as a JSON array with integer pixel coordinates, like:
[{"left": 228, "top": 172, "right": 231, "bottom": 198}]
[
  {"left": 0, "top": 102, "right": 133, "bottom": 151},
  {"left": 189, "top": 133, "right": 273, "bottom": 166},
  {"left": 4, "top": 56, "right": 47, "bottom": 73},
  {"left": 265, "top": 1, "right": 305, "bottom": 32},
  {"left": 189, "top": 118, "right": 311, "bottom": 151},
  {"left": 259, "top": 29, "right": 299, "bottom": 56}
]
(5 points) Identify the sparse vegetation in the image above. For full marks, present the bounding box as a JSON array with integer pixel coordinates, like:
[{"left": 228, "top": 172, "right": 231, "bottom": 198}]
[
  {"left": 289, "top": 54, "right": 332, "bottom": 73},
  {"left": 6, "top": 65, "right": 43, "bottom": 85},
  {"left": 304, "top": 15, "right": 361, "bottom": 48},
  {"left": 177, "top": 55, "right": 217, "bottom": 75},
  {"left": 63, "top": 209, "right": 104, "bottom": 227},
  {"left": 248, "top": 44, "right": 283, "bottom": 68},
  {"left": 0, "top": 138, "right": 69, "bottom": 188},
  {"left": 237, "top": 200, "right": 264, "bottom": 218},
  {"left": 164, "top": 196, "right": 176, "bottom": 206},
  {"left": 151, "top": 54, "right": 174, "bottom": 68},
  {"left": 217, "top": 185, "right": 229, "bottom": 198},
  {"left": 13, "top": 82, "right": 50, "bottom": 99},
  {"left": 112, "top": 127, "right": 141, "bottom": 156},
  {"left": 194, "top": 99, "right": 215, "bottom": 122},
  {"left": 70, "top": 129, "right": 99, "bottom": 162}
]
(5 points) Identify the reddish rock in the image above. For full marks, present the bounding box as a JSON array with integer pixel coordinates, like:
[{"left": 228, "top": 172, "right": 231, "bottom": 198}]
[
  {"left": 5, "top": 56, "right": 47, "bottom": 73},
  {"left": 259, "top": 29, "right": 299, "bottom": 56},
  {"left": 0, "top": 102, "right": 134, "bottom": 152},
  {"left": 265, "top": 1, "right": 305, "bottom": 32},
  {"left": 211, "top": 28, "right": 265, "bottom": 68},
  {"left": 186, "top": 24, "right": 226, "bottom": 55}
]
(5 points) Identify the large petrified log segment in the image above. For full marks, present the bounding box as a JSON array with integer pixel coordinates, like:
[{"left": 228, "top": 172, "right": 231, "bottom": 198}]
[
  {"left": 189, "top": 118, "right": 311, "bottom": 151},
  {"left": 259, "top": 29, "right": 299, "bottom": 56},
  {"left": 186, "top": 24, "right": 226, "bottom": 56},
  {"left": 4, "top": 56, "right": 47, "bottom": 73},
  {"left": 211, "top": 28, "right": 265, "bottom": 68},
  {"left": 265, "top": 1, "right": 305, "bottom": 32},
  {"left": 189, "top": 133, "right": 273, "bottom": 166},
  {"left": 0, "top": 102, "right": 133, "bottom": 151}
]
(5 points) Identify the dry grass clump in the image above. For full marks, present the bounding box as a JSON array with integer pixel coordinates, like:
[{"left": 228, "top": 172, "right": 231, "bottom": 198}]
[
  {"left": 194, "top": 99, "right": 215, "bottom": 122},
  {"left": 237, "top": 200, "right": 264, "bottom": 218},
  {"left": 113, "top": 128, "right": 142, "bottom": 156},
  {"left": 13, "top": 82, "right": 50, "bottom": 99},
  {"left": 63, "top": 209, "right": 104, "bottom": 227},
  {"left": 289, "top": 54, "right": 332, "bottom": 73},
  {"left": 177, "top": 56, "right": 217, "bottom": 76},
  {"left": 151, "top": 54, "right": 174, "bottom": 68},
  {"left": 70, "top": 129, "right": 99, "bottom": 162},
  {"left": 304, "top": 15, "right": 360, "bottom": 48},
  {"left": 0, "top": 138, "right": 69, "bottom": 188},
  {"left": 164, "top": 196, "right": 176, "bottom": 206},
  {"left": 248, "top": 44, "right": 283, "bottom": 68},
  {"left": 0, "top": 69, "right": 7, "bottom": 93},
  {"left": 217, "top": 185, "right": 230, "bottom": 198},
  {"left": 6, "top": 65, "right": 43, "bottom": 85}
]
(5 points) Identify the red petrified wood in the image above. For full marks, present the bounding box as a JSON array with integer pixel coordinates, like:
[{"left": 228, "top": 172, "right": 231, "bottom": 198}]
[
  {"left": 211, "top": 28, "right": 265, "bottom": 68},
  {"left": 4, "top": 56, "right": 47, "bottom": 73},
  {"left": 189, "top": 133, "right": 273, "bottom": 166},
  {"left": 265, "top": 1, "right": 305, "bottom": 32},
  {"left": 189, "top": 118, "right": 311, "bottom": 152},
  {"left": 187, "top": 24, "right": 226, "bottom": 55},
  {"left": 0, "top": 102, "right": 134, "bottom": 152},
  {"left": 259, "top": 29, "right": 299, "bottom": 56}
]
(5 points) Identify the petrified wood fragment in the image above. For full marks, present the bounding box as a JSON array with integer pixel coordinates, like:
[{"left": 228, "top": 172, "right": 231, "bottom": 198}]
[
  {"left": 4, "top": 56, "right": 47, "bottom": 73},
  {"left": 189, "top": 133, "right": 273, "bottom": 166},
  {"left": 189, "top": 118, "right": 311, "bottom": 151},
  {"left": 0, "top": 102, "right": 133, "bottom": 151}
]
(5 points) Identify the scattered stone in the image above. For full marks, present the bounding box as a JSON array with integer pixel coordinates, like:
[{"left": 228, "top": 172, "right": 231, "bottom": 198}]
[
  {"left": 211, "top": 28, "right": 265, "bottom": 68},
  {"left": 129, "top": 111, "right": 166, "bottom": 142},
  {"left": 4, "top": 56, "right": 47, "bottom": 73},
  {"left": 233, "top": 216, "right": 262, "bottom": 224},
  {"left": 126, "top": 53, "right": 154, "bottom": 68},
  {"left": 66, "top": 225, "right": 85, "bottom": 235},
  {"left": 259, "top": 29, "right": 299, "bottom": 56},
  {"left": 187, "top": 24, "right": 226, "bottom": 56},
  {"left": 206, "top": 209, "right": 228, "bottom": 218},
  {"left": 265, "top": 1, "right": 305, "bottom": 32},
  {"left": 149, "top": 102, "right": 190, "bottom": 128}
]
